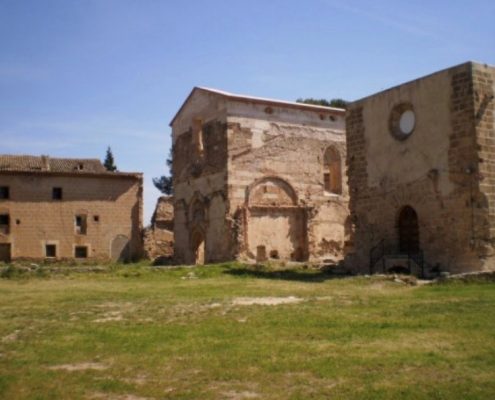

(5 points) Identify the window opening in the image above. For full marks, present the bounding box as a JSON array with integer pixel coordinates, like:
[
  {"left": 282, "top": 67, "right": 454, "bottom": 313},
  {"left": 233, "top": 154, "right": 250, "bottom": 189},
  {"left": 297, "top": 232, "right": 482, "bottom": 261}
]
[
  {"left": 0, "top": 187, "right": 9, "bottom": 200},
  {"left": 75, "top": 215, "right": 87, "bottom": 235},
  {"left": 75, "top": 246, "right": 88, "bottom": 258},
  {"left": 45, "top": 244, "right": 56, "bottom": 258},
  {"left": 52, "top": 187, "right": 63, "bottom": 200},
  {"left": 0, "top": 214, "right": 10, "bottom": 234}
]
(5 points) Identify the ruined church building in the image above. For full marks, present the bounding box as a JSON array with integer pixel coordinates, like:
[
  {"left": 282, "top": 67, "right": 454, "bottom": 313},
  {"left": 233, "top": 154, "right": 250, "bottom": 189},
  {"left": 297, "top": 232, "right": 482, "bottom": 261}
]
[
  {"left": 171, "top": 61, "right": 495, "bottom": 276},
  {"left": 171, "top": 87, "right": 349, "bottom": 265}
]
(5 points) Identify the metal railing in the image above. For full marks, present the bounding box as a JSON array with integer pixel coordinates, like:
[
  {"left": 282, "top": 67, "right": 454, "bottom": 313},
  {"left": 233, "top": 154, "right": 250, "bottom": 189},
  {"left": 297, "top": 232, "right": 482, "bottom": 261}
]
[{"left": 369, "top": 239, "right": 425, "bottom": 278}]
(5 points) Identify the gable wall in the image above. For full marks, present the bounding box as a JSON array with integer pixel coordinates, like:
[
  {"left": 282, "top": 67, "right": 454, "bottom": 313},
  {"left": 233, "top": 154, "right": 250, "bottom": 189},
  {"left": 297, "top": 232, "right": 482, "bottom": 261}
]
[
  {"left": 345, "top": 62, "right": 494, "bottom": 274},
  {"left": 225, "top": 100, "right": 348, "bottom": 262}
]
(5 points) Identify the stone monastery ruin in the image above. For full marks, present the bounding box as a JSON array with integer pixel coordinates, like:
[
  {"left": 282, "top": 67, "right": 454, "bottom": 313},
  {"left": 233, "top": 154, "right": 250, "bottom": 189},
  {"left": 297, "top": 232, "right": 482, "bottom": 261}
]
[
  {"left": 171, "top": 61, "right": 495, "bottom": 276},
  {"left": 170, "top": 87, "right": 349, "bottom": 265},
  {"left": 346, "top": 61, "right": 495, "bottom": 275},
  {"left": 0, "top": 61, "right": 494, "bottom": 277}
]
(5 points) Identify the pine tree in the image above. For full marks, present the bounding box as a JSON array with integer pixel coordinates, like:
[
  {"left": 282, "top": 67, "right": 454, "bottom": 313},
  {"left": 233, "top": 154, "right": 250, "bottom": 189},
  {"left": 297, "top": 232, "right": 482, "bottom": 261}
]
[
  {"left": 153, "top": 146, "right": 173, "bottom": 195},
  {"left": 296, "top": 98, "right": 348, "bottom": 109},
  {"left": 103, "top": 147, "right": 117, "bottom": 171}
]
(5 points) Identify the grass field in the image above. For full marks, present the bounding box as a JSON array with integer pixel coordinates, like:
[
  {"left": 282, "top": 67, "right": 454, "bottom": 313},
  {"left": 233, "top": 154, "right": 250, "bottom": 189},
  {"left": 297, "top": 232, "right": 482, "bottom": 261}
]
[{"left": 0, "top": 263, "right": 494, "bottom": 400}]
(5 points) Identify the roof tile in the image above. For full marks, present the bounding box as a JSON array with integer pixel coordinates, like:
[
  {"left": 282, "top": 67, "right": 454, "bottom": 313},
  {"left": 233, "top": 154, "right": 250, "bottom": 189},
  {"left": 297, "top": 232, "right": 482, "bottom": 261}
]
[{"left": 0, "top": 155, "right": 106, "bottom": 173}]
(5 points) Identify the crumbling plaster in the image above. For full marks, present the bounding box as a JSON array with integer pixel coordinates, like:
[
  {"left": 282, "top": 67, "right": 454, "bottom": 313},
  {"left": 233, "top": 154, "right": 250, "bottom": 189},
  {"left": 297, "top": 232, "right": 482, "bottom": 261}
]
[
  {"left": 171, "top": 88, "right": 348, "bottom": 264},
  {"left": 346, "top": 61, "right": 495, "bottom": 275}
]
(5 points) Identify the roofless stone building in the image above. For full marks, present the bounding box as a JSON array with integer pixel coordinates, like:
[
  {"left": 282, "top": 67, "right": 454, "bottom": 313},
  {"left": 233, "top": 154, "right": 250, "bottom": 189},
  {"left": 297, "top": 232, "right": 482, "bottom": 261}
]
[
  {"left": 345, "top": 61, "right": 495, "bottom": 275},
  {"left": 170, "top": 88, "right": 349, "bottom": 265}
]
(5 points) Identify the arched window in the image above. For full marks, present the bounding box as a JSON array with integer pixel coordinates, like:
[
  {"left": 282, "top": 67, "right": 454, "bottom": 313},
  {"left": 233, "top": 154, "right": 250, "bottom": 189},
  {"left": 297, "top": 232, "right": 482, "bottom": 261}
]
[
  {"left": 323, "top": 146, "right": 342, "bottom": 194},
  {"left": 192, "top": 118, "right": 204, "bottom": 158}
]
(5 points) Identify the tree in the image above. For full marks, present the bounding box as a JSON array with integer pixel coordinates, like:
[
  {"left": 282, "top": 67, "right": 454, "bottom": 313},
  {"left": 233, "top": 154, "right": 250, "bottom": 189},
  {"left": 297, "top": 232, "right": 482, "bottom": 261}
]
[
  {"left": 153, "top": 146, "right": 173, "bottom": 195},
  {"left": 296, "top": 98, "right": 349, "bottom": 109},
  {"left": 103, "top": 146, "right": 117, "bottom": 171}
]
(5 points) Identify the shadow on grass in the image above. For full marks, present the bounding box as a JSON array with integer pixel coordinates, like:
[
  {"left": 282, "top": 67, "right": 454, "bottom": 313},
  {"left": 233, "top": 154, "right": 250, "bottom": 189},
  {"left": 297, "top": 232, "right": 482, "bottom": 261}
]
[{"left": 223, "top": 265, "right": 350, "bottom": 283}]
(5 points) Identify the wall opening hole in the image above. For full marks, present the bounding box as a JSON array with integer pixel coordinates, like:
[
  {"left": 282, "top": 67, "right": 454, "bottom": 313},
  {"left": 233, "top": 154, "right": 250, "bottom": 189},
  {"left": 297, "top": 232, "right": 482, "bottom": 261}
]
[
  {"left": 256, "top": 245, "right": 267, "bottom": 262},
  {"left": 0, "top": 186, "right": 10, "bottom": 200},
  {"left": 75, "top": 215, "right": 87, "bottom": 235},
  {"left": 75, "top": 246, "right": 88, "bottom": 259},
  {"left": 45, "top": 244, "right": 57, "bottom": 258},
  {"left": 0, "top": 214, "right": 10, "bottom": 234},
  {"left": 52, "top": 187, "right": 63, "bottom": 200}
]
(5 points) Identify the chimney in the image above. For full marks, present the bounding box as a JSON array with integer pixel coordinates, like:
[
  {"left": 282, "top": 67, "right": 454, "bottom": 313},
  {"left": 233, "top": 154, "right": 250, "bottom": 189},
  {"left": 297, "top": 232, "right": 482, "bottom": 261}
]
[{"left": 41, "top": 155, "right": 50, "bottom": 171}]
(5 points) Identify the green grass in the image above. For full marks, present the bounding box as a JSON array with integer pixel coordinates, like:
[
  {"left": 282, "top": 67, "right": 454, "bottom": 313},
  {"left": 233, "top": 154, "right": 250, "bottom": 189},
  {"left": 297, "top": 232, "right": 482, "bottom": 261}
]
[{"left": 0, "top": 262, "right": 494, "bottom": 399}]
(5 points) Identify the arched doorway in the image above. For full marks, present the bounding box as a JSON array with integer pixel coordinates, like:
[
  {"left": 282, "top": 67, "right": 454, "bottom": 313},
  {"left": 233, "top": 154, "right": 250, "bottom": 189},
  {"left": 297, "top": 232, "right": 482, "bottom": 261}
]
[
  {"left": 246, "top": 177, "right": 307, "bottom": 261},
  {"left": 192, "top": 230, "right": 205, "bottom": 265},
  {"left": 398, "top": 206, "right": 419, "bottom": 253},
  {"left": 111, "top": 235, "right": 130, "bottom": 262}
]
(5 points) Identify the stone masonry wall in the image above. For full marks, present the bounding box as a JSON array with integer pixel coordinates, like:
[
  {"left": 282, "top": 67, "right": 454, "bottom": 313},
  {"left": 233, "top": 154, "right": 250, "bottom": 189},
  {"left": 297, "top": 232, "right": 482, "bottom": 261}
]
[
  {"left": 0, "top": 173, "right": 143, "bottom": 261},
  {"left": 226, "top": 105, "right": 348, "bottom": 263},
  {"left": 473, "top": 63, "right": 495, "bottom": 270},
  {"left": 346, "top": 62, "right": 493, "bottom": 274},
  {"left": 172, "top": 114, "right": 230, "bottom": 264},
  {"left": 143, "top": 196, "right": 174, "bottom": 261},
  {"left": 172, "top": 88, "right": 348, "bottom": 264}
]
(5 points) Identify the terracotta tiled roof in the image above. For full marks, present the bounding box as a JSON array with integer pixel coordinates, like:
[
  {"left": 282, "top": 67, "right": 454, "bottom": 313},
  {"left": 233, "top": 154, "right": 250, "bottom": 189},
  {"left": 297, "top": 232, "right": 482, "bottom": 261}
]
[{"left": 0, "top": 155, "right": 106, "bottom": 173}]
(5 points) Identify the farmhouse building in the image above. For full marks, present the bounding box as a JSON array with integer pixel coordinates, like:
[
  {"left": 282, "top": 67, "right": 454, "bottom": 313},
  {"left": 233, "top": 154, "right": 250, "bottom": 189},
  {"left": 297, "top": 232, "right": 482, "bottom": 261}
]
[
  {"left": 0, "top": 155, "right": 143, "bottom": 262},
  {"left": 171, "top": 87, "right": 349, "bottom": 264},
  {"left": 345, "top": 61, "right": 495, "bottom": 275}
]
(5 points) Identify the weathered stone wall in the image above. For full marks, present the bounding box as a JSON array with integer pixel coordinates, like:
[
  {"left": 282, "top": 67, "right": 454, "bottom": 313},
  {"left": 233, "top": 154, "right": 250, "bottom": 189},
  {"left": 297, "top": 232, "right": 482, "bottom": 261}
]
[
  {"left": 171, "top": 88, "right": 348, "bottom": 264},
  {"left": 172, "top": 90, "right": 231, "bottom": 264},
  {"left": 143, "top": 196, "right": 174, "bottom": 261},
  {"left": 473, "top": 63, "right": 495, "bottom": 270},
  {"left": 346, "top": 62, "right": 495, "bottom": 274},
  {"left": 0, "top": 173, "right": 143, "bottom": 261},
  {"left": 226, "top": 103, "right": 348, "bottom": 262}
]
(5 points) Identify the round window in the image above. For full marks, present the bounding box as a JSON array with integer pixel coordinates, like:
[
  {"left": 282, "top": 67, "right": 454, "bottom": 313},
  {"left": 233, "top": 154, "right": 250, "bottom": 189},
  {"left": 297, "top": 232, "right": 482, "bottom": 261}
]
[{"left": 389, "top": 103, "right": 416, "bottom": 140}]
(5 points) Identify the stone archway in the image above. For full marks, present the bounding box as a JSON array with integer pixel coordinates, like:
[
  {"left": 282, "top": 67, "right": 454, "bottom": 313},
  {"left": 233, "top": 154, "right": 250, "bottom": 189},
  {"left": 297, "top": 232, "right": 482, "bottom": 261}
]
[
  {"left": 398, "top": 206, "right": 420, "bottom": 253},
  {"left": 246, "top": 177, "right": 307, "bottom": 261},
  {"left": 191, "top": 229, "right": 205, "bottom": 265}
]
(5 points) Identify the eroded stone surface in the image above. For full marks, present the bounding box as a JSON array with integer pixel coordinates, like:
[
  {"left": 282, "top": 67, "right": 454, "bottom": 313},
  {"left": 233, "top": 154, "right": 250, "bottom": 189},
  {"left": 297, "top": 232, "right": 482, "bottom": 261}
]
[
  {"left": 144, "top": 196, "right": 174, "bottom": 261},
  {"left": 170, "top": 88, "right": 349, "bottom": 265},
  {"left": 345, "top": 62, "right": 495, "bottom": 275}
]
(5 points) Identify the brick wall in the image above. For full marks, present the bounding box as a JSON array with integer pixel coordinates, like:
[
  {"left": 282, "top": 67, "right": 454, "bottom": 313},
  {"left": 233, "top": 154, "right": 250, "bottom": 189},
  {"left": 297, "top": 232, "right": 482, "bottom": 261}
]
[{"left": 0, "top": 173, "right": 142, "bottom": 261}]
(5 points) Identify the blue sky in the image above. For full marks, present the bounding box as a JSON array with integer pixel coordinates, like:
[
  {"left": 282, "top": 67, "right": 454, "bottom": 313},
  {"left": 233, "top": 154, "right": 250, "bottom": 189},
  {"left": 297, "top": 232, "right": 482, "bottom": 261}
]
[{"left": 1, "top": 0, "right": 494, "bottom": 223}]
